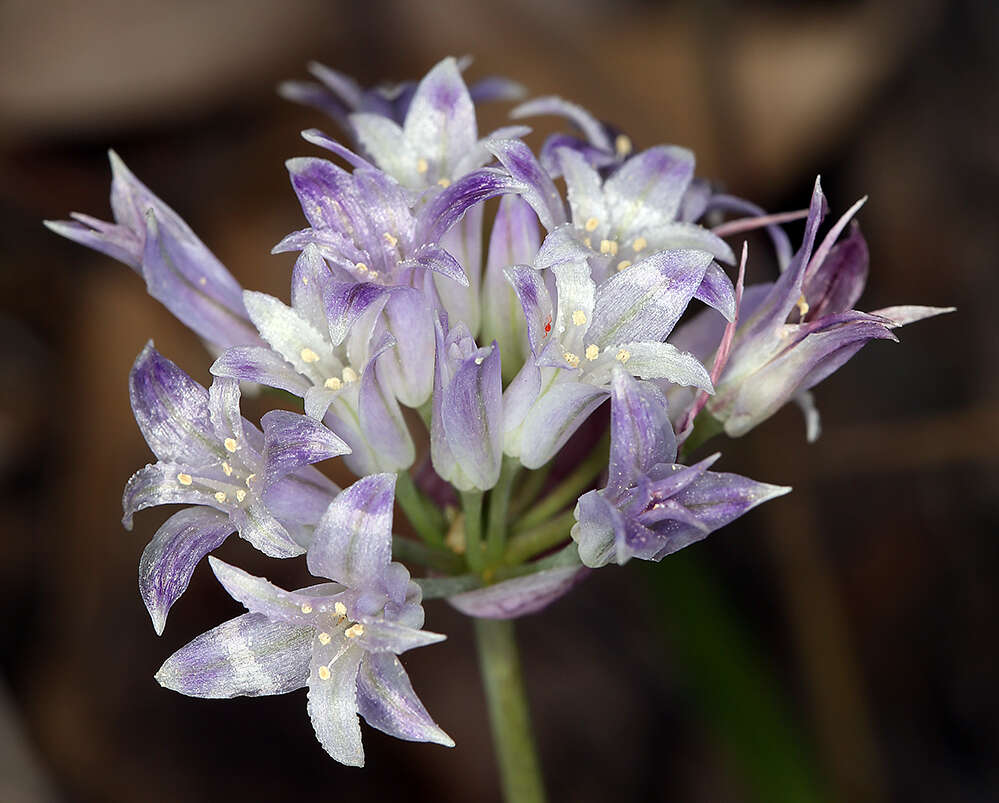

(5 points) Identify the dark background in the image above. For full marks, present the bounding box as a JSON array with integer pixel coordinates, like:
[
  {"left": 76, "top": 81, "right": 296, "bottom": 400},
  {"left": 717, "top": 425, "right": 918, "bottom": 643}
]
[{"left": 1, "top": 1, "right": 996, "bottom": 801}]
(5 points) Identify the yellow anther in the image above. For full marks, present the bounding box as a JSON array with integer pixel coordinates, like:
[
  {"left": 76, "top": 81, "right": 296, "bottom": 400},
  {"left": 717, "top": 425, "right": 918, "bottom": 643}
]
[
  {"left": 368, "top": 271, "right": 379, "bottom": 280},
  {"left": 235, "top": 489, "right": 246, "bottom": 503},
  {"left": 214, "top": 491, "right": 227, "bottom": 503},
  {"left": 585, "top": 344, "right": 600, "bottom": 361},
  {"left": 324, "top": 377, "right": 342, "bottom": 391},
  {"left": 355, "top": 262, "right": 368, "bottom": 273},
  {"left": 177, "top": 473, "right": 193, "bottom": 486},
  {"left": 341, "top": 366, "right": 358, "bottom": 384},
  {"left": 615, "top": 134, "right": 633, "bottom": 157},
  {"left": 416, "top": 158, "right": 429, "bottom": 174},
  {"left": 616, "top": 260, "right": 632, "bottom": 272},
  {"left": 796, "top": 294, "right": 810, "bottom": 317},
  {"left": 245, "top": 473, "right": 256, "bottom": 487},
  {"left": 583, "top": 237, "right": 592, "bottom": 248},
  {"left": 584, "top": 216, "right": 599, "bottom": 232},
  {"left": 474, "top": 356, "right": 484, "bottom": 365},
  {"left": 344, "top": 623, "right": 365, "bottom": 639},
  {"left": 221, "top": 462, "right": 233, "bottom": 476},
  {"left": 333, "top": 601, "right": 347, "bottom": 618},
  {"left": 224, "top": 437, "right": 239, "bottom": 453},
  {"left": 615, "top": 348, "right": 631, "bottom": 363},
  {"left": 301, "top": 276, "right": 309, "bottom": 286},
  {"left": 631, "top": 236, "right": 648, "bottom": 252},
  {"left": 317, "top": 665, "right": 331, "bottom": 681},
  {"left": 198, "top": 276, "right": 207, "bottom": 286},
  {"left": 571, "top": 309, "right": 587, "bottom": 326},
  {"left": 437, "top": 177, "right": 451, "bottom": 188},
  {"left": 564, "top": 352, "right": 580, "bottom": 368},
  {"left": 599, "top": 239, "right": 619, "bottom": 256},
  {"left": 383, "top": 232, "right": 398, "bottom": 247},
  {"left": 318, "top": 632, "right": 331, "bottom": 645},
  {"left": 300, "top": 603, "right": 313, "bottom": 614},
  {"left": 300, "top": 347, "right": 320, "bottom": 364}
]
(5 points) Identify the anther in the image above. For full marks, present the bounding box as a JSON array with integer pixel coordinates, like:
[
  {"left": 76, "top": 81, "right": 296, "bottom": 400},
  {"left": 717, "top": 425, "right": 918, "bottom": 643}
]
[
  {"left": 344, "top": 623, "right": 364, "bottom": 639},
  {"left": 198, "top": 277, "right": 207, "bottom": 286},
  {"left": 416, "top": 158, "right": 429, "bottom": 174},
  {"left": 300, "top": 603, "right": 313, "bottom": 614},
  {"left": 474, "top": 356, "right": 484, "bottom": 365},
  {"left": 615, "top": 348, "right": 631, "bottom": 363},
  {"left": 571, "top": 309, "right": 587, "bottom": 326},
  {"left": 318, "top": 632, "right": 331, "bottom": 645},
  {"left": 341, "top": 367, "right": 358, "bottom": 384},
  {"left": 318, "top": 665, "right": 331, "bottom": 681},
  {"left": 235, "top": 489, "right": 246, "bottom": 503},
  {"left": 615, "top": 134, "right": 633, "bottom": 157},
  {"left": 245, "top": 473, "right": 256, "bottom": 487},
  {"left": 616, "top": 260, "right": 632, "bottom": 272},
  {"left": 585, "top": 344, "right": 600, "bottom": 361},
  {"left": 224, "top": 438, "right": 239, "bottom": 453},
  {"left": 300, "top": 347, "right": 320, "bottom": 363},
  {"left": 437, "top": 177, "right": 451, "bottom": 188},
  {"left": 324, "top": 377, "right": 342, "bottom": 391},
  {"left": 599, "top": 239, "right": 618, "bottom": 256},
  {"left": 631, "top": 236, "right": 647, "bottom": 252},
  {"left": 334, "top": 601, "right": 347, "bottom": 617},
  {"left": 564, "top": 352, "right": 580, "bottom": 368},
  {"left": 796, "top": 295, "right": 810, "bottom": 317},
  {"left": 584, "top": 217, "right": 599, "bottom": 232},
  {"left": 383, "top": 232, "right": 398, "bottom": 247},
  {"left": 355, "top": 262, "right": 368, "bottom": 273},
  {"left": 177, "top": 473, "right": 193, "bottom": 486},
  {"left": 583, "top": 237, "right": 592, "bottom": 248},
  {"left": 221, "top": 462, "right": 233, "bottom": 476},
  {"left": 214, "top": 491, "right": 227, "bottom": 503}
]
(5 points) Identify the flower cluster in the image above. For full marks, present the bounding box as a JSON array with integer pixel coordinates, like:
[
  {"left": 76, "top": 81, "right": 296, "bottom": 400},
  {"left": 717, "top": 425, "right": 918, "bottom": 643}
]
[{"left": 47, "top": 56, "right": 950, "bottom": 766}]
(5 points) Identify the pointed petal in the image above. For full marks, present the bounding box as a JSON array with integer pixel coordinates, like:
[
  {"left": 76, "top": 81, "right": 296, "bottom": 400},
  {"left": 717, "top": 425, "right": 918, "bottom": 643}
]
[
  {"left": 44, "top": 215, "right": 141, "bottom": 269},
  {"left": 403, "top": 56, "right": 477, "bottom": 176},
  {"left": 140, "top": 507, "right": 235, "bottom": 635},
  {"left": 261, "top": 409, "right": 350, "bottom": 487},
  {"left": 230, "top": 500, "right": 305, "bottom": 558},
  {"left": 694, "top": 260, "right": 736, "bottom": 321},
  {"left": 801, "top": 223, "right": 868, "bottom": 319},
  {"left": 401, "top": 244, "right": 469, "bottom": 287},
  {"left": 242, "top": 290, "right": 331, "bottom": 379},
  {"left": 373, "top": 287, "right": 435, "bottom": 407},
  {"left": 557, "top": 147, "right": 608, "bottom": 228},
  {"left": 301, "top": 128, "right": 376, "bottom": 171},
  {"left": 591, "top": 341, "right": 712, "bottom": 390},
  {"left": 354, "top": 619, "right": 446, "bottom": 654},
  {"left": 604, "top": 146, "right": 695, "bottom": 233},
  {"left": 356, "top": 652, "right": 454, "bottom": 746},
  {"left": 868, "top": 305, "right": 956, "bottom": 327},
  {"left": 448, "top": 564, "right": 588, "bottom": 618},
  {"left": 307, "top": 638, "right": 364, "bottom": 766},
  {"left": 587, "top": 249, "right": 713, "bottom": 347},
  {"left": 155, "top": 613, "right": 312, "bottom": 698},
  {"left": 211, "top": 346, "right": 310, "bottom": 396},
  {"left": 357, "top": 362, "right": 416, "bottom": 472},
  {"left": 418, "top": 167, "right": 516, "bottom": 244},
  {"left": 511, "top": 95, "right": 611, "bottom": 151},
  {"left": 308, "top": 474, "right": 396, "bottom": 587},
  {"left": 608, "top": 370, "right": 676, "bottom": 491},
  {"left": 485, "top": 139, "right": 566, "bottom": 231},
  {"left": 209, "top": 557, "right": 343, "bottom": 625},
  {"left": 518, "top": 380, "right": 608, "bottom": 469},
  {"left": 122, "top": 462, "right": 217, "bottom": 529},
  {"left": 285, "top": 157, "right": 368, "bottom": 237},
  {"left": 504, "top": 264, "right": 554, "bottom": 358}
]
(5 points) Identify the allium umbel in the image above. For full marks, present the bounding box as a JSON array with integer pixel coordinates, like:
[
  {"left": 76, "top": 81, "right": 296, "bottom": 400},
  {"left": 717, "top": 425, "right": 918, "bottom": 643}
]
[{"left": 48, "top": 55, "right": 952, "bottom": 796}]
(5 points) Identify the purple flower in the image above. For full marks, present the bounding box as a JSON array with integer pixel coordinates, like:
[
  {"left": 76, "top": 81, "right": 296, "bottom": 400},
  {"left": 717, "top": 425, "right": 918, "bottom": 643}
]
[
  {"left": 672, "top": 179, "right": 955, "bottom": 438},
  {"left": 155, "top": 474, "right": 453, "bottom": 766},
  {"left": 502, "top": 253, "right": 714, "bottom": 468},
  {"left": 124, "top": 344, "right": 348, "bottom": 633},
  {"left": 211, "top": 246, "right": 415, "bottom": 476},
  {"left": 45, "top": 152, "right": 260, "bottom": 349},
  {"left": 572, "top": 369, "right": 790, "bottom": 567},
  {"left": 431, "top": 316, "right": 503, "bottom": 491}
]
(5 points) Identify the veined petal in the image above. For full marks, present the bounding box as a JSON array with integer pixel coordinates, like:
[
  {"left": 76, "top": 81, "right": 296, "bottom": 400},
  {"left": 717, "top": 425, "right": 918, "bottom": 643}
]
[
  {"left": 401, "top": 244, "right": 469, "bottom": 287},
  {"left": 486, "top": 139, "right": 566, "bottom": 231},
  {"left": 155, "top": 613, "right": 312, "bottom": 698},
  {"left": 504, "top": 264, "right": 554, "bottom": 358},
  {"left": 642, "top": 222, "right": 736, "bottom": 265},
  {"left": 290, "top": 244, "right": 335, "bottom": 333},
  {"left": 209, "top": 557, "right": 344, "bottom": 626},
  {"left": 356, "top": 653, "right": 454, "bottom": 746},
  {"left": 448, "top": 565, "right": 587, "bottom": 618},
  {"left": 139, "top": 507, "right": 236, "bottom": 635},
  {"left": 358, "top": 361, "right": 416, "bottom": 472},
  {"left": 558, "top": 147, "right": 608, "bottom": 228},
  {"left": 44, "top": 215, "right": 141, "bottom": 269},
  {"left": 211, "top": 346, "right": 311, "bottom": 396},
  {"left": 122, "top": 462, "right": 218, "bottom": 529},
  {"left": 591, "top": 341, "right": 712, "bottom": 390},
  {"left": 604, "top": 146, "right": 695, "bottom": 233},
  {"left": 403, "top": 56, "right": 477, "bottom": 178},
  {"left": 307, "top": 636, "right": 364, "bottom": 766},
  {"left": 207, "top": 375, "right": 244, "bottom": 444},
  {"left": 128, "top": 343, "right": 215, "bottom": 465},
  {"left": 308, "top": 474, "right": 396, "bottom": 588},
  {"left": 301, "top": 127, "right": 377, "bottom": 171},
  {"left": 572, "top": 489, "right": 624, "bottom": 568},
  {"left": 552, "top": 259, "right": 596, "bottom": 345},
  {"left": 511, "top": 95, "right": 612, "bottom": 152},
  {"left": 324, "top": 281, "right": 390, "bottom": 347},
  {"left": 261, "top": 410, "right": 350, "bottom": 488},
  {"left": 587, "top": 249, "right": 713, "bottom": 347},
  {"left": 374, "top": 288, "right": 435, "bottom": 407},
  {"left": 518, "top": 379, "right": 608, "bottom": 469},
  {"left": 242, "top": 290, "right": 332, "bottom": 380},
  {"left": 230, "top": 500, "right": 305, "bottom": 558},
  {"left": 694, "top": 260, "right": 736, "bottom": 321},
  {"left": 607, "top": 370, "right": 676, "bottom": 492},
  {"left": 286, "top": 157, "right": 369, "bottom": 238},
  {"left": 868, "top": 305, "right": 956, "bottom": 327},
  {"left": 435, "top": 205, "right": 483, "bottom": 336},
  {"left": 263, "top": 467, "right": 339, "bottom": 528},
  {"left": 354, "top": 619, "right": 446, "bottom": 654},
  {"left": 418, "top": 167, "right": 515, "bottom": 244}
]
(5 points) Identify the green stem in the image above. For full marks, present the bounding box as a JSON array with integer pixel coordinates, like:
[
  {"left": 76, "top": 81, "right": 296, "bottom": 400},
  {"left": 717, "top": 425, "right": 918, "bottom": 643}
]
[
  {"left": 508, "top": 462, "right": 552, "bottom": 519},
  {"left": 514, "top": 430, "right": 609, "bottom": 530},
  {"left": 485, "top": 458, "right": 520, "bottom": 564},
  {"left": 391, "top": 536, "right": 464, "bottom": 575},
  {"left": 395, "top": 471, "right": 445, "bottom": 545},
  {"left": 474, "top": 618, "right": 547, "bottom": 803},
  {"left": 461, "top": 490, "right": 485, "bottom": 572},
  {"left": 504, "top": 510, "right": 577, "bottom": 566}
]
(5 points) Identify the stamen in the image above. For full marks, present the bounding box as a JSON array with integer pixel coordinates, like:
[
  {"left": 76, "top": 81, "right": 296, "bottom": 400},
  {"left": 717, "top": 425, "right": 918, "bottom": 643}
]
[
  {"left": 599, "top": 239, "right": 619, "bottom": 256},
  {"left": 416, "top": 158, "right": 429, "bottom": 174},
  {"left": 177, "top": 473, "right": 193, "bottom": 486},
  {"left": 584, "top": 217, "right": 599, "bottom": 232},
  {"left": 474, "top": 356, "right": 484, "bottom": 365},
  {"left": 317, "top": 665, "right": 331, "bottom": 681},
  {"left": 583, "top": 237, "right": 592, "bottom": 249},
  {"left": 224, "top": 438, "right": 239, "bottom": 453},
  {"left": 383, "top": 232, "right": 398, "bottom": 247},
  {"left": 355, "top": 262, "right": 368, "bottom": 273},
  {"left": 796, "top": 295, "right": 810, "bottom": 317},
  {"left": 564, "top": 352, "right": 580, "bottom": 368},
  {"left": 235, "top": 489, "right": 246, "bottom": 503},
  {"left": 631, "top": 236, "right": 647, "bottom": 252},
  {"left": 344, "top": 623, "right": 365, "bottom": 639},
  {"left": 324, "top": 377, "right": 342, "bottom": 391},
  {"left": 214, "top": 491, "right": 227, "bottom": 503},
  {"left": 437, "top": 178, "right": 451, "bottom": 188},
  {"left": 198, "top": 277, "right": 207, "bottom": 286},
  {"left": 615, "top": 134, "right": 633, "bottom": 157},
  {"left": 616, "top": 260, "right": 632, "bottom": 272},
  {"left": 571, "top": 309, "right": 587, "bottom": 326},
  {"left": 615, "top": 348, "right": 631, "bottom": 363},
  {"left": 221, "top": 462, "right": 233, "bottom": 476},
  {"left": 245, "top": 473, "right": 256, "bottom": 487},
  {"left": 334, "top": 601, "right": 347, "bottom": 618},
  {"left": 300, "top": 347, "right": 320, "bottom": 363},
  {"left": 341, "top": 367, "right": 358, "bottom": 384},
  {"left": 368, "top": 271, "right": 379, "bottom": 280},
  {"left": 585, "top": 344, "right": 600, "bottom": 361},
  {"left": 300, "top": 603, "right": 313, "bottom": 614},
  {"left": 318, "top": 632, "right": 331, "bottom": 645}
]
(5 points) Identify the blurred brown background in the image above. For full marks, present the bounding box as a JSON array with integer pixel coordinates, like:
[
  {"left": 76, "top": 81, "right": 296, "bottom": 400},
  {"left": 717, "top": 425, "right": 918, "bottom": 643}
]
[{"left": 1, "top": 1, "right": 996, "bottom": 801}]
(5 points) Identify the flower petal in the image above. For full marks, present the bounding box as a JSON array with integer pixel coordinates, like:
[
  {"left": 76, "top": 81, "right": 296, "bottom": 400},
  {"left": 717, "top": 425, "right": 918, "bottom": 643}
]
[
  {"left": 518, "top": 379, "right": 608, "bottom": 469},
  {"left": 354, "top": 619, "right": 447, "bottom": 654},
  {"left": 448, "top": 565, "right": 588, "bottom": 618},
  {"left": 122, "top": 462, "right": 218, "bottom": 529},
  {"left": 403, "top": 56, "right": 477, "bottom": 178},
  {"left": 486, "top": 138, "right": 566, "bottom": 231},
  {"left": 307, "top": 637, "right": 365, "bottom": 766},
  {"left": 210, "top": 346, "right": 310, "bottom": 396},
  {"left": 261, "top": 409, "right": 350, "bottom": 487},
  {"left": 607, "top": 370, "right": 676, "bottom": 492}
]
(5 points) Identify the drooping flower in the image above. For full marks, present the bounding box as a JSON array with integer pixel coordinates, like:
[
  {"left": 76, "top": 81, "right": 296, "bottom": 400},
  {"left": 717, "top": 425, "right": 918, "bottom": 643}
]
[
  {"left": 430, "top": 315, "right": 503, "bottom": 492},
  {"left": 124, "top": 344, "right": 349, "bottom": 633},
  {"left": 572, "top": 369, "right": 790, "bottom": 567},
  {"left": 211, "top": 246, "right": 414, "bottom": 476},
  {"left": 45, "top": 152, "right": 260, "bottom": 349},
  {"left": 502, "top": 252, "right": 715, "bottom": 468},
  {"left": 155, "top": 474, "right": 453, "bottom": 766}
]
